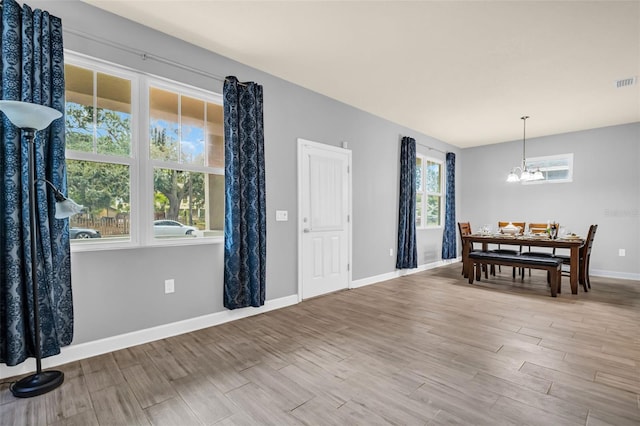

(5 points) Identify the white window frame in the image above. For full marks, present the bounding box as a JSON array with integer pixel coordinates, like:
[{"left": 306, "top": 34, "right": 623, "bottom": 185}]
[
  {"left": 523, "top": 153, "right": 574, "bottom": 185},
  {"left": 416, "top": 154, "right": 444, "bottom": 229},
  {"left": 143, "top": 76, "right": 224, "bottom": 247},
  {"left": 65, "top": 51, "right": 224, "bottom": 251}
]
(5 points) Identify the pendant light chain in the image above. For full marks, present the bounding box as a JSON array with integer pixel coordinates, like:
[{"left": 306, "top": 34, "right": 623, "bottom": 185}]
[{"left": 521, "top": 115, "right": 529, "bottom": 169}]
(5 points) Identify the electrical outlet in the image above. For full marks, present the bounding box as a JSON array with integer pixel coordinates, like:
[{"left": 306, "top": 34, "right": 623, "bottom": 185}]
[
  {"left": 275, "top": 210, "right": 288, "bottom": 221},
  {"left": 165, "top": 279, "right": 175, "bottom": 294},
  {"left": 618, "top": 249, "right": 626, "bottom": 257},
  {"left": 389, "top": 248, "right": 393, "bottom": 257}
]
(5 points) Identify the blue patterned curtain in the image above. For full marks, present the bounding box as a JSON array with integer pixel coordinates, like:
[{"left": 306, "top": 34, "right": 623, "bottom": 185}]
[
  {"left": 223, "top": 76, "right": 266, "bottom": 309},
  {"left": 441, "top": 152, "right": 457, "bottom": 259},
  {"left": 0, "top": 0, "right": 71, "bottom": 366},
  {"left": 396, "top": 136, "right": 417, "bottom": 269}
]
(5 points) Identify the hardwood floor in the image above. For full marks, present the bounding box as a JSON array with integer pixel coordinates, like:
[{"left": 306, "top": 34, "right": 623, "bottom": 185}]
[{"left": 2, "top": 263, "right": 639, "bottom": 425}]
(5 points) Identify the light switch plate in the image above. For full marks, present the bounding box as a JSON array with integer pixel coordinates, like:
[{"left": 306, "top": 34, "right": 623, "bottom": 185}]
[{"left": 276, "top": 210, "right": 288, "bottom": 221}]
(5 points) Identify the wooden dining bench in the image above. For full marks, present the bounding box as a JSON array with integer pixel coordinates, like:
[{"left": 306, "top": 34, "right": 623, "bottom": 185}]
[{"left": 467, "top": 251, "right": 563, "bottom": 297}]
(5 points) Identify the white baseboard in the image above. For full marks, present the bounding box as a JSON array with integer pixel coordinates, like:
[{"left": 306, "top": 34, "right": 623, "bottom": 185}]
[
  {"left": 351, "top": 257, "right": 460, "bottom": 289},
  {"left": 590, "top": 269, "right": 640, "bottom": 281},
  {"left": 348, "top": 261, "right": 639, "bottom": 289},
  {"left": 0, "top": 295, "right": 299, "bottom": 380}
]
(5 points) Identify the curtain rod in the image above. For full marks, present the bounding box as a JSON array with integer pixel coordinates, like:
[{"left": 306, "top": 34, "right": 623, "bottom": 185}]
[
  {"left": 416, "top": 141, "right": 446, "bottom": 154},
  {"left": 65, "top": 27, "right": 247, "bottom": 86}
]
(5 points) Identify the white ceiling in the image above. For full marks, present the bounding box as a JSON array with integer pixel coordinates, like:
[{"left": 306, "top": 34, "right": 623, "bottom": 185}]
[{"left": 83, "top": 1, "right": 639, "bottom": 148}]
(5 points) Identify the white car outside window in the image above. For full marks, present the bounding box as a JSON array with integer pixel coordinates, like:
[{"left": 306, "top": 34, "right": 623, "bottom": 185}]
[{"left": 153, "top": 220, "right": 197, "bottom": 237}]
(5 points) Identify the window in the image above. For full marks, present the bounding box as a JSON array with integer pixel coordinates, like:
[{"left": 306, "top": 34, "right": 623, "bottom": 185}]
[
  {"left": 64, "top": 53, "right": 224, "bottom": 247},
  {"left": 148, "top": 82, "right": 224, "bottom": 240},
  {"left": 523, "top": 153, "right": 573, "bottom": 184},
  {"left": 416, "top": 155, "right": 443, "bottom": 228},
  {"left": 65, "top": 61, "right": 135, "bottom": 243}
]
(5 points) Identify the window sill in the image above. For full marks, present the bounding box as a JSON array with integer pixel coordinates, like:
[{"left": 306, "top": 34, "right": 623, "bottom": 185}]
[
  {"left": 417, "top": 226, "right": 444, "bottom": 231},
  {"left": 70, "top": 235, "right": 224, "bottom": 252}
]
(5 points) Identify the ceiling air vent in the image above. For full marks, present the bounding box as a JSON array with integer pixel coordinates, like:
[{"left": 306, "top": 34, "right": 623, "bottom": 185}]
[{"left": 615, "top": 77, "right": 637, "bottom": 88}]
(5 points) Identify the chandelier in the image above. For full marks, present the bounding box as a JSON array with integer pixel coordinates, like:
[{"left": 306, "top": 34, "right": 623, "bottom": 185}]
[{"left": 506, "top": 115, "right": 544, "bottom": 182}]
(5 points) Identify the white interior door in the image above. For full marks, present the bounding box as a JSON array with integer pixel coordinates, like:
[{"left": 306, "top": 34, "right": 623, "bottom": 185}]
[{"left": 298, "top": 139, "right": 351, "bottom": 300}]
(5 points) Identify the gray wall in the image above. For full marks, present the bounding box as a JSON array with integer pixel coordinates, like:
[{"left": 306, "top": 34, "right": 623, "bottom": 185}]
[
  {"left": 460, "top": 123, "right": 640, "bottom": 277},
  {"left": 34, "top": 1, "right": 458, "bottom": 345}
]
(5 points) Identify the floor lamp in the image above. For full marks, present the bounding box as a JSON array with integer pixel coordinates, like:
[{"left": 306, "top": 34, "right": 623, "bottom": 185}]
[{"left": 0, "top": 100, "right": 75, "bottom": 398}]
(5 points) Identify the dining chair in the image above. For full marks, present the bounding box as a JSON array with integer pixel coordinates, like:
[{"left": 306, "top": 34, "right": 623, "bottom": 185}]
[
  {"left": 528, "top": 222, "right": 550, "bottom": 235},
  {"left": 458, "top": 221, "right": 472, "bottom": 237},
  {"left": 556, "top": 224, "right": 598, "bottom": 291},
  {"left": 522, "top": 222, "right": 559, "bottom": 275},
  {"left": 458, "top": 222, "right": 471, "bottom": 275},
  {"left": 458, "top": 222, "right": 490, "bottom": 278},
  {"left": 458, "top": 222, "right": 473, "bottom": 275},
  {"left": 492, "top": 221, "right": 526, "bottom": 277},
  {"left": 458, "top": 222, "right": 483, "bottom": 277}
]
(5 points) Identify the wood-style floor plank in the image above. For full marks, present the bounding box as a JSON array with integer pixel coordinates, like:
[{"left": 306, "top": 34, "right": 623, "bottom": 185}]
[
  {"left": 1, "top": 395, "right": 47, "bottom": 426},
  {"left": 471, "top": 371, "right": 588, "bottom": 423},
  {"left": 171, "top": 373, "right": 236, "bottom": 425},
  {"left": 90, "top": 385, "right": 150, "bottom": 425},
  {"left": 120, "top": 362, "right": 178, "bottom": 409},
  {"left": 1, "top": 263, "right": 638, "bottom": 425},
  {"left": 44, "top": 375, "right": 93, "bottom": 424},
  {"left": 47, "top": 408, "right": 99, "bottom": 426},
  {"left": 239, "top": 364, "right": 314, "bottom": 411},
  {"left": 289, "top": 394, "right": 358, "bottom": 425},
  {"left": 224, "top": 383, "right": 302, "bottom": 425},
  {"left": 143, "top": 396, "right": 203, "bottom": 426}
]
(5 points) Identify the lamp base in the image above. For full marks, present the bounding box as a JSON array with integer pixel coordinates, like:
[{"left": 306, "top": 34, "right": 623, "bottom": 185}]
[{"left": 10, "top": 370, "right": 64, "bottom": 398}]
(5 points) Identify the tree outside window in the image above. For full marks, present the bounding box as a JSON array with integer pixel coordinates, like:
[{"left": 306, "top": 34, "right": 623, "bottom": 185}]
[
  {"left": 149, "top": 85, "right": 224, "bottom": 238},
  {"left": 65, "top": 63, "right": 133, "bottom": 240},
  {"left": 415, "top": 155, "right": 443, "bottom": 228}
]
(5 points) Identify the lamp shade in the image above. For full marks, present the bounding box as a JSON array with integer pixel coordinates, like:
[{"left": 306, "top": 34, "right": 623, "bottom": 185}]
[
  {"left": 506, "top": 171, "right": 520, "bottom": 182},
  {"left": 531, "top": 169, "right": 545, "bottom": 181},
  {"left": 0, "top": 100, "right": 61, "bottom": 130},
  {"left": 55, "top": 198, "right": 84, "bottom": 219}
]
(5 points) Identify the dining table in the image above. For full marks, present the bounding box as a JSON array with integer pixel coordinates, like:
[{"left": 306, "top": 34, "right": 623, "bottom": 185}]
[{"left": 461, "top": 234, "right": 585, "bottom": 294}]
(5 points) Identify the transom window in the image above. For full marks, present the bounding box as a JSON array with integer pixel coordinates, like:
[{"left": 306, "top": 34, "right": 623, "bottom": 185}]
[
  {"left": 416, "top": 155, "right": 443, "bottom": 228},
  {"left": 524, "top": 153, "right": 573, "bottom": 184},
  {"left": 64, "top": 52, "right": 224, "bottom": 248}
]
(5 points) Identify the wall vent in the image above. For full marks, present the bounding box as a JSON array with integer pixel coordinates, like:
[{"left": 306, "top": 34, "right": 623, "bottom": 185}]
[{"left": 615, "top": 77, "right": 637, "bottom": 88}]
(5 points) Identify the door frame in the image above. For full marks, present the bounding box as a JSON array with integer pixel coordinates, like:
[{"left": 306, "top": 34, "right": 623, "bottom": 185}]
[{"left": 297, "top": 138, "right": 352, "bottom": 301}]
